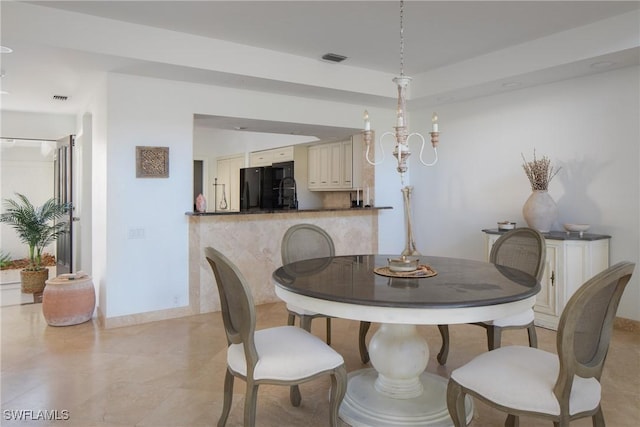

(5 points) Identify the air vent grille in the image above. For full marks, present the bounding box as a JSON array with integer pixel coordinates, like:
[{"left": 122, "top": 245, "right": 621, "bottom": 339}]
[
  {"left": 52, "top": 95, "right": 68, "bottom": 101},
  {"left": 321, "top": 53, "right": 347, "bottom": 63}
]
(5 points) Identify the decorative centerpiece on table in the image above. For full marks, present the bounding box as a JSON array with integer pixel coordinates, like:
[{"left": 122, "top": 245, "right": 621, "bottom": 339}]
[{"left": 521, "top": 150, "right": 561, "bottom": 232}]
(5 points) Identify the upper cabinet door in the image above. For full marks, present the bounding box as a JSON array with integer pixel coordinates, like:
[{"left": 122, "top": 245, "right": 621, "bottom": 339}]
[
  {"left": 341, "top": 139, "right": 353, "bottom": 189},
  {"left": 308, "top": 145, "right": 320, "bottom": 189},
  {"left": 317, "top": 144, "right": 330, "bottom": 188},
  {"left": 249, "top": 151, "right": 272, "bottom": 167},
  {"left": 329, "top": 142, "right": 342, "bottom": 187},
  {"left": 307, "top": 137, "right": 360, "bottom": 191},
  {"left": 249, "top": 146, "right": 294, "bottom": 167}
]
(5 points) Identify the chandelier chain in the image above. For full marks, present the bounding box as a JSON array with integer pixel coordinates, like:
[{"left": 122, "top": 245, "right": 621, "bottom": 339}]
[{"left": 399, "top": 0, "right": 404, "bottom": 76}]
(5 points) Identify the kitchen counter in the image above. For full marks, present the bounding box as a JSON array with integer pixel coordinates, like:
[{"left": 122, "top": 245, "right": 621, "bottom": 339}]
[
  {"left": 188, "top": 206, "right": 387, "bottom": 315},
  {"left": 186, "top": 206, "right": 391, "bottom": 216}
]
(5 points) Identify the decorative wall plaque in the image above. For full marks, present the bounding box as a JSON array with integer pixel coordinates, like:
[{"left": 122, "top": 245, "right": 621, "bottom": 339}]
[{"left": 136, "top": 146, "right": 169, "bottom": 178}]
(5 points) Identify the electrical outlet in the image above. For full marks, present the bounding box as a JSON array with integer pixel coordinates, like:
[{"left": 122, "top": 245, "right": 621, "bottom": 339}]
[{"left": 128, "top": 227, "right": 145, "bottom": 239}]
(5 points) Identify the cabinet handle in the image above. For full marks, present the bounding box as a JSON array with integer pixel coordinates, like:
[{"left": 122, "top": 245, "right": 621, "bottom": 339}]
[{"left": 550, "top": 270, "right": 555, "bottom": 286}]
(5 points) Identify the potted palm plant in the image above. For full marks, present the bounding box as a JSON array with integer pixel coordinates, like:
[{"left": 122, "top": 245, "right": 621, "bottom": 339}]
[{"left": 0, "top": 193, "right": 69, "bottom": 294}]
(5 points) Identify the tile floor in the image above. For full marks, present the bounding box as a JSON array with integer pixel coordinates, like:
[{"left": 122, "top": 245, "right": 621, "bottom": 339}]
[{"left": 1, "top": 301, "right": 638, "bottom": 426}]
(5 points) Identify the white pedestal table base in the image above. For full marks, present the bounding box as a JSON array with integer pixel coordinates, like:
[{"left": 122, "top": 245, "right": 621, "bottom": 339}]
[
  {"left": 340, "top": 369, "right": 472, "bottom": 427},
  {"left": 339, "top": 323, "right": 473, "bottom": 426}
]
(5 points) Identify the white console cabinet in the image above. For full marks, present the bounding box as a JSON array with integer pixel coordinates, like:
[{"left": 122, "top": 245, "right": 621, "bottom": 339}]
[{"left": 483, "top": 229, "right": 610, "bottom": 330}]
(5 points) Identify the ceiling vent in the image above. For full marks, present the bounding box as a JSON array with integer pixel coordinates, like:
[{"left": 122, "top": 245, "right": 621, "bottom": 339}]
[
  {"left": 52, "top": 95, "right": 68, "bottom": 101},
  {"left": 321, "top": 53, "right": 347, "bottom": 63}
]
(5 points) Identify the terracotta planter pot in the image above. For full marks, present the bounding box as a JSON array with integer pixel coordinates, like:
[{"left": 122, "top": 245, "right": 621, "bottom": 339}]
[
  {"left": 20, "top": 269, "right": 49, "bottom": 294},
  {"left": 42, "top": 275, "right": 95, "bottom": 326}
]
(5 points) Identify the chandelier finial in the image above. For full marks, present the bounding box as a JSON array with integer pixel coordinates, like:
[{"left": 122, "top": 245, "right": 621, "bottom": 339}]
[{"left": 399, "top": 0, "right": 405, "bottom": 77}]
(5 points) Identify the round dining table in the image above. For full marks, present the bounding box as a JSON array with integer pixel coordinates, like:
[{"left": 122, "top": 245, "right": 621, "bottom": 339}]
[{"left": 273, "top": 254, "right": 540, "bottom": 427}]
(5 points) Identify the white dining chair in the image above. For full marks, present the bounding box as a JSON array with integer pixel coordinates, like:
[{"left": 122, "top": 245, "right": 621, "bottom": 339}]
[
  {"left": 281, "top": 223, "right": 335, "bottom": 344},
  {"left": 437, "top": 227, "right": 546, "bottom": 365},
  {"left": 205, "top": 246, "right": 347, "bottom": 426},
  {"left": 282, "top": 223, "right": 372, "bottom": 364},
  {"left": 447, "top": 261, "right": 635, "bottom": 427}
]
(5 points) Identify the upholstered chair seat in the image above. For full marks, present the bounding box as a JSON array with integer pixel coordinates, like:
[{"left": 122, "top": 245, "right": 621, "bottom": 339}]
[
  {"left": 451, "top": 346, "right": 601, "bottom": 416},
  {"left": 227, "top": 325, "right": 345, "bottom": 381}
]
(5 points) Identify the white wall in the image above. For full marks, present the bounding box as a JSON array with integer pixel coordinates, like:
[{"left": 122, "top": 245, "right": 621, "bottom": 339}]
[
  {"left": 89, "top": 81, "right": 109, "bottom": 314},
  {"left": 411, "top": 66, "right": 639, "bottom": 321}
]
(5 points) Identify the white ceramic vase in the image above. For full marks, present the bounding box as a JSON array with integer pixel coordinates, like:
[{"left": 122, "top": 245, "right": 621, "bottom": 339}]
[{"left": 522, "top": 190, "right": 557, "bottom": 232}]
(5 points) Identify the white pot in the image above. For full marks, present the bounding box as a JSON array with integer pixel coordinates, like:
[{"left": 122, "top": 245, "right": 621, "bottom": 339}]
[{"left": 522, "top": 190, "right": 558, "bottom": 232}]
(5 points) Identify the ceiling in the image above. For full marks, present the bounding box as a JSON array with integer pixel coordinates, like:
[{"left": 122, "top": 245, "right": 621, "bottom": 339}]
[{"left": 1, "top": 1, "right": 639, "bottom": 139}]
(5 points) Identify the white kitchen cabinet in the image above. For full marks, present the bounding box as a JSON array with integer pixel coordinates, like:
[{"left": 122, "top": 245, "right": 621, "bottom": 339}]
[
  {"left": 341, "top": 139, "right": 354, "bottom": 188},
  {"left": 216, "top": 155, "right": 244, "bottom": 212},
  {"left": 483, "top": 229, "right": 610, "bottom": 330},
  {"left": 307, "top": 145, "right": 320, "bottom": 188},
  {"left": 249, "top": 145, "right": 294, "bottom": 166},
  {"left": 307, "top": 137, "right": 362, "bottom": 191}
]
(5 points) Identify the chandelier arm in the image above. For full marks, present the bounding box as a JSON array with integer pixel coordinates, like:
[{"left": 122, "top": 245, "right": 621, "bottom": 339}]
[
  {"left": 364, "top": 140, "right": 383, "bottom": 166},
  {"left": 365, "top": 131, "right": 395, "bottom": 166},
  {"left": 408, "top": 132, "right": 438, "bottom": 167}
]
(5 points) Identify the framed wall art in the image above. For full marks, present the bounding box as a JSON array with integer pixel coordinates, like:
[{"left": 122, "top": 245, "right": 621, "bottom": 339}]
[{"left": 136, "top": 146, "right": 169, "bottom": 178}]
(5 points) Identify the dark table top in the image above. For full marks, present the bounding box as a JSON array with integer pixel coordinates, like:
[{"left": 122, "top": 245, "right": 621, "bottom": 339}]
[{"left": 273, "top": 254, "right": 540, "bottom": 309}]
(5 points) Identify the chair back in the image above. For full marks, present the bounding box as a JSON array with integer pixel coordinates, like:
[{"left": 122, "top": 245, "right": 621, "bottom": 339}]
[
  {"left": 490, "top": 228, "right": 546, "bottom": 281},
  {"left": 554, "top": 261, "right": 635, "bottom": 408},
  {"left": 205, "top": 247, "right": 258, "bottom": 365},
  {"left": 281, "top": 223, "right": 335, "bottom": 264}
]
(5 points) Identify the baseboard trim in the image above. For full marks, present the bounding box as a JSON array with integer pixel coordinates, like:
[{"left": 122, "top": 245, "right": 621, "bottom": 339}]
[
  {"left": 614, "top": 316, "right": 639, "bottom": 333},
  {"left": 98, "top": 305, "right": 195, "bottom": 329}
]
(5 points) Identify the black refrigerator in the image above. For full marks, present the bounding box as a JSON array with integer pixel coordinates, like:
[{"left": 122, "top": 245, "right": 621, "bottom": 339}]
[{"left": 239, "top": 166, "right": 274, "bottom": 211}]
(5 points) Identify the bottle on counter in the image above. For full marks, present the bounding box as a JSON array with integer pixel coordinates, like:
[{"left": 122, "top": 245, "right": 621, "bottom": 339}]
[{"left": 195, "top": 194, "right": 206, "bottom": 212}]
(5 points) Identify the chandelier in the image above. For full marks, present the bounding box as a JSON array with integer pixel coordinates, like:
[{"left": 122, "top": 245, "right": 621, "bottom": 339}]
[{"left": 362, "top": 0, "right": 440, "bottom": 256}]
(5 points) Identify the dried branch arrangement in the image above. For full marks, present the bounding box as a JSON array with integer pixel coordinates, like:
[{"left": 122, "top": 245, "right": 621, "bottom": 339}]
[{"left": 521, "top": 150, "right": 560, "bottom": 191}]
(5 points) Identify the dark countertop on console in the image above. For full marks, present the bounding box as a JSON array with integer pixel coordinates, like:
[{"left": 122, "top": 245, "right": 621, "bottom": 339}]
[
  {"left": 482, "top": 228, "right": 611, "bottom": 241},
  {"left": 186, "top": 206, "right": 392, "bottom": 216}
]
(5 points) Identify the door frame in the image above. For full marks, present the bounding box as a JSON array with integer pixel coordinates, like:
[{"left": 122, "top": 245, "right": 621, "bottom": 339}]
[{"left": 54, "top": 135, "right": 75, "bottom": 274}]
